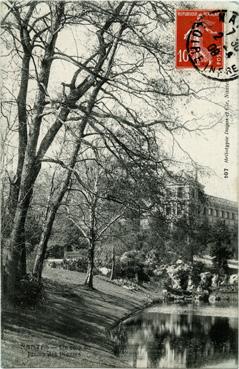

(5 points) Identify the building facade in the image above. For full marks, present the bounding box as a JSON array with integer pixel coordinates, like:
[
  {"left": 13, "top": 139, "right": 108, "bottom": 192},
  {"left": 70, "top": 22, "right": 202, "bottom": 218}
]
[
  {"left": 204, "top": 195, "right": 237, "bottom": 227},
  {"left": 163, "top": 180, "right": 238, "bottom": 227},
  {"left": 140, "top": 177, "right": 238, "bottom": 233}
]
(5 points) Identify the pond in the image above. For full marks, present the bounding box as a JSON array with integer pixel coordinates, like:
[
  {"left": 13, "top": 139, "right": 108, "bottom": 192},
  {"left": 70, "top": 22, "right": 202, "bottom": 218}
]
[{"left": 114, "top": 303, "right": 238, "bottom": 368}]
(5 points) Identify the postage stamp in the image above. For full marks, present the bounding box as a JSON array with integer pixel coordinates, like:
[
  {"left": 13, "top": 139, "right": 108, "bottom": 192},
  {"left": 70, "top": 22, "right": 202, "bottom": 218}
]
[{"left": 176, "top": 9, "right": 239, "bottom": 81}]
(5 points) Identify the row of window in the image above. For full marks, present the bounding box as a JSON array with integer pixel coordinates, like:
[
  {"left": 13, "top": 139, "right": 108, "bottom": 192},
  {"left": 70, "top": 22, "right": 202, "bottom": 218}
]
[
  {"left": 166, "top": 205, "right": 237, "bottom": 220},
  {"left": 204, "top": 207, "right": 236, "bottom": 220}
]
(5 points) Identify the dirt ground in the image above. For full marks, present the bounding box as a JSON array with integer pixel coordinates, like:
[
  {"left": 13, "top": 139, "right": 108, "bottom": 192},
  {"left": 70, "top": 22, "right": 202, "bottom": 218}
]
[{"left": 2, "top": 267, "right": 162, "bottom": 368}]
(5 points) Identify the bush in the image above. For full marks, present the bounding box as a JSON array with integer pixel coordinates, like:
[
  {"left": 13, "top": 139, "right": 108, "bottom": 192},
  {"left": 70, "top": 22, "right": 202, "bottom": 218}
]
[
  {"left": 62, "top": 257, "right": 88, "bottom": 272},
  {"left": 176, "top": 269, "right": 189, "bottom": 290},
  {"left": 191, "top": 261, "right": 205, "bottom": 286},
  {"left": 46, "top": 244, "right": 64, "bottom": 259},
  {"left": 15, "top": 274, "right": 44, "bottom": 305},
  {"left": 120, "top": 250, "right": 150, "bottom": 283},
  {"left": 50, "top": 261, "right": 57, "bottom": 268},
  {"left": 111, "top": 259, "right": 123, "bottom": 279}
]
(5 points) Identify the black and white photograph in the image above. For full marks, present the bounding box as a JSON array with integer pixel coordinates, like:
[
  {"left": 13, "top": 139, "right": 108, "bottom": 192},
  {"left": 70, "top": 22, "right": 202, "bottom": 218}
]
[{"left": 0, "top": 1, "right": 238, "bottom": 368}]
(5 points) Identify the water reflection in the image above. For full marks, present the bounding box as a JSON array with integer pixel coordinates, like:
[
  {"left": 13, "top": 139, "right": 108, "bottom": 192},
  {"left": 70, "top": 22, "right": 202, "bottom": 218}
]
[{"left": 116, "top": 305, "right": 238, "bottom": 368}]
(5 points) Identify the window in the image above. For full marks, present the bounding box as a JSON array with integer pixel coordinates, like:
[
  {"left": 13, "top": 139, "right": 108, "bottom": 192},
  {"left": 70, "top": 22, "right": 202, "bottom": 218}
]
[
  {"left": 203, "top": 207, "right": 207, "bottom": 215},
  {"left": 232, "top": 213, "right": 235, "bottom": 220},
  {"left": 177, "top": 206, "right": 182, "bottom": 215},
  {"left": 209, "top": 208, "right": 213, "bottom": 215},
  {"left": 215, "top": 209, "right": 219, "bottom": 217},
  {"left": 177, "top": 187, "right": 183, "bottom": 198},
  {"left": 226, "top": 212, "right": 229, "bottom": 219},
  {"left": 222, "top": 210, "right": 225, "bottom": 218},
  {"left": 166, "top": 206, "right": 171, "bottom": 215}
]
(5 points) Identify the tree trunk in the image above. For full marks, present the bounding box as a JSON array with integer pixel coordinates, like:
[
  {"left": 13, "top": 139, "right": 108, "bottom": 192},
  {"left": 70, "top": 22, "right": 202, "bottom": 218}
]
[
  {"left": 4, "top": 52, "right": 31, "bottom": 237},
  {"left": 3, "top": 5, "right": 66, "bottom": 300},
  {"left": 33, "top": 79, "right": 105, "bottom": 281},
  {"left": 4, "top": 206, "right": 28, "bottom": 297},
  {"left": 110, "top": 244, "right": 116, "bottom": 280},
  {"left": 32, "top": 163, "right": 74, "bottom": 281},
  {"left": 33, "top": 207, "right": 57, "bottom": 281},
  {"left": 33, "top": 137, "right": 84, "bottom": 280},
  {"left": 84, "top": 242, "right": 95, "bottom": 289},
  {"left": 4, "top": 159, "right": 40, "bottom": 299}
]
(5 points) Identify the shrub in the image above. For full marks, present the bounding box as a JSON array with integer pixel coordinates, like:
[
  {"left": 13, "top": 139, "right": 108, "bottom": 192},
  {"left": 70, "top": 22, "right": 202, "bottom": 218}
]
[
  {"left": 191, "top": 261, "right": 205, "bottom": 286},
  {"left": 15, "top": 274, "right": 44, "bottom": 305},
  {"left": 120, "top": 250, "right": 150, "bottom": 283},
  {"left": 62, "top": 257, "right": 88, "bottom": 272},
  {"left": 46, "top": 244, "right": 64, "bottom": 259},
  {"left": 176, "top": 269, "right": 189, "bottom": 290},
  {"left": 111, "top": 259, "right": 123, "bottom": 279}
]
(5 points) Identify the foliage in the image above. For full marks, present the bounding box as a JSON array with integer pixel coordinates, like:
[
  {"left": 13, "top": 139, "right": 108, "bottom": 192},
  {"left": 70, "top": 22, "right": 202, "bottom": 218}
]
[
  {"left": 120, "top": 250, "right": 150, "bottom": 283},
  {"left": 210, "top": 221, "right": 235, "bottom": 275},
  {"left": 62, "top": 255, "right": 88, "bottom": 273},
  {"left": 50, "top": 216, "right": 89, "bottom": 250},
  {"left": 14, "top": 274, "right": 44, "bottom": 306},
  {"left": 191, "top": 261, "right": 206, "bottom": 286},
  {"left": 1, "top": 0, "right": 222, "bottom": 296},
  {"left": 176, "top": 269, "right": 189, "bottom": 290},
  {"left": 46, "top": 244, "right": 64, "bottom": 259},
  {"left": 171, "top": 213, "right": 204, "bottom": 262}
]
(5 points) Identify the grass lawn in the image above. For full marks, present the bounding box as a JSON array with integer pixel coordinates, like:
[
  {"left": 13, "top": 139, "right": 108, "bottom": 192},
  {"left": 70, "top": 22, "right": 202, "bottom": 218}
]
[{"left": 2, "top": 266, "right": 162, "bottom": 368}]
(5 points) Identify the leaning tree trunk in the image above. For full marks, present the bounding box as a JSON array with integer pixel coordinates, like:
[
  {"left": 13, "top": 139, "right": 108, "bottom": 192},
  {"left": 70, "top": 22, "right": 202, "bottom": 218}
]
[
  {"left": 84, "top": 241, "right": 95, "bottom": 289},
  {"left": 33, "top": 79, "right": 106, "bottom": 281},
  {"left": 33, "top": 206, "right": 58, "bottom": 281},
  {"left": 33, "top": 124, "right": 87, "bottom": 280},
  {"left": 32, "top": 168, "right": 72, "bottom": 281}
]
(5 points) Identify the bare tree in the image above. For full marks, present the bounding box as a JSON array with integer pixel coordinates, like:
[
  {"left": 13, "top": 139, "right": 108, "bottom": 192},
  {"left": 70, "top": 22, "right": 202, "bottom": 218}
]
[
  {"left": 63, "top": 150, "right": 126, "bottom": 289},
  {"left": 1, "top": 1, "right": 135, "bottom": 298},
  {"left": 1, "top": 1, "right": 219, "bottom": 299}
]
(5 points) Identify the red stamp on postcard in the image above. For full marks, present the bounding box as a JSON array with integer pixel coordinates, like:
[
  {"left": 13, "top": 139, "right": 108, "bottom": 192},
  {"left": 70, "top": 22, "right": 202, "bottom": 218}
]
[{"left": 176, "top": 9, "right": 224, "bottom": 69}]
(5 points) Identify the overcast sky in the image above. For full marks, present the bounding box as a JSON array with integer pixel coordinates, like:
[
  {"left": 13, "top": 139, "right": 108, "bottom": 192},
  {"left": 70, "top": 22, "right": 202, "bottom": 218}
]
[
  {"left": 173, "top": 1, "right": 238, "bottom": 202},
  {"left": 1, "top": 1, "right": 238, "bottom": 202}
]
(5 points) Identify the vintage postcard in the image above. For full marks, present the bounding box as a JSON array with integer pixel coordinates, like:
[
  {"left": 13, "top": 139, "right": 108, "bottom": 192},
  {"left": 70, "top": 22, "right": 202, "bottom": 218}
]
[{"left": 1, "top": 1, "right": 238, "bottom": 368}]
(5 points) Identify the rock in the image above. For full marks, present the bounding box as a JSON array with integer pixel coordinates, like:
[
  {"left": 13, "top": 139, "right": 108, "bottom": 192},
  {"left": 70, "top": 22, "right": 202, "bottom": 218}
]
[
  {"left": 194, "top": 290, "right": 209, "bottom": 302},
  {"left": 211, "top": 274, "right": 219, "bottom": 288},
  {"left": 172, "top": 277, "right": 181, "bottom": 290},
  {"left": 99, "top": 267, "right": 110, "bottom": 276},
  {"left": 153, "top": 269, "right": 163, "bottom": 276},
  {"left": 197, "top": 285, "right": 203, "bottom": 293},
  {"left": 166, "top": 262, "right": 191, "bottom": 291},
  {"left": 229, "top": 274, "right": 238, "bottom": 285},
  {"left": 200, "top": 272, "right": 212, "bottom": 289},
  {"left": 187, "top": 276, "right": 195, "bottom": 292},
  {"left": 209, "top": 294, "right": 221, "bottom": 303}
]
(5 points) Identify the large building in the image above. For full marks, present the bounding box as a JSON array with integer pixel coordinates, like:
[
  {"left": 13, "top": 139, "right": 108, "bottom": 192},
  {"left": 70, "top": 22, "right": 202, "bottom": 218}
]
[
  {"left": 204, "top": 195, "right": 237, "bottom": 227},
  {"left": 139, "top": 175, "right": 238, "bottom": 231}
]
